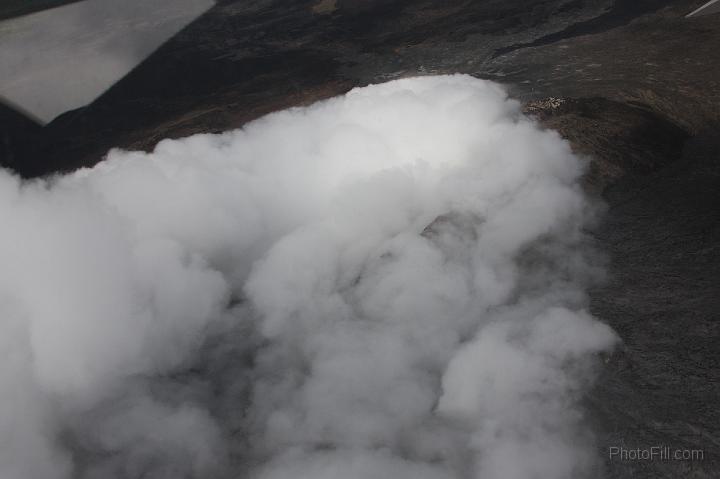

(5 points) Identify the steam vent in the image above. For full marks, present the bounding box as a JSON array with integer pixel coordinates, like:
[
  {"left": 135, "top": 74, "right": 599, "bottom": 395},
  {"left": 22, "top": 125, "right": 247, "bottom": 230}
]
[{"left": 0, "top": 1, "right": 718, "bottom": 479}]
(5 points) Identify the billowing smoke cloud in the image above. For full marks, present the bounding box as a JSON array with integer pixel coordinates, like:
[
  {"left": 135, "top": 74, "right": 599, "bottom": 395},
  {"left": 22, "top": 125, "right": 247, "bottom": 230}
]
[{"left": 0, "top": 75, "right": 617, "bottom": 479}]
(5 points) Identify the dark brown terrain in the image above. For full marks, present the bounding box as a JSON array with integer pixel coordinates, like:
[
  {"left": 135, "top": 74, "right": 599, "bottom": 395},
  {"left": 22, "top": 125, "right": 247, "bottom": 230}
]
[
  {"left": 1, "top": 1, "right": 718, "bottom": 477},
  {"left": 0, "top": 0, "right": 83, "bottom": 20},
  {"left": 9, "top": 0, "right": 713, "bottom": 177}
]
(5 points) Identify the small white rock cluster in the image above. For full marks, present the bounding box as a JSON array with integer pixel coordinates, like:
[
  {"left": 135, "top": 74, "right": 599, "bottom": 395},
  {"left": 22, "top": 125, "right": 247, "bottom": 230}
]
[{"left": 525, "top": 97, "right": 567, "bottom": 113}]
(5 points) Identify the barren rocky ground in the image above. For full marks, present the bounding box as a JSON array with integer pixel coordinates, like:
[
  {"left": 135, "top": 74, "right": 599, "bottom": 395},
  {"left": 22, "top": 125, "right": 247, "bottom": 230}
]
[
  {"left": 0, "top": 0, "right": 83, "bottom": 20},
  {"left": 1, "top": 1, "right": 718, "bottom": 477}
]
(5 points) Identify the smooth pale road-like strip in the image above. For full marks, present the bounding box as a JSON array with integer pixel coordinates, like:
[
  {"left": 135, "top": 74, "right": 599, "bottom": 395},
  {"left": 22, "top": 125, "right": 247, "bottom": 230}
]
[
  {"left": 687, "top": 0, "right": 720, "bottom": 17},
  {"left": 0, "top": 0, "right": 213, "bottom": 123}
]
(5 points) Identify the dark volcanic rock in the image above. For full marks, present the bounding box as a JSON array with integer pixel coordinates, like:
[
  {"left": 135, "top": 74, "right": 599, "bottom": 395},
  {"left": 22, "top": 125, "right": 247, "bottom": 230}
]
[
  {"left": 8, "top": 0, "right": 680, "bottom": 177},
  {"left": 0, "top": 0, "right": 82, "bottom": 20},
  {"left": 0, "top": 101, "right": 43, "bottom": 175},
  {"left": 589, "top": 131, "right": 720, "bottom": 478},
  {"left": 7, "top": 0, "right": 713, "bottom": 180},
  {"left": 485, "top": 3, "right": 720, "bottom": 133},
  {"left": 524, "top": 97, "right": 689, "bottom": 190}
]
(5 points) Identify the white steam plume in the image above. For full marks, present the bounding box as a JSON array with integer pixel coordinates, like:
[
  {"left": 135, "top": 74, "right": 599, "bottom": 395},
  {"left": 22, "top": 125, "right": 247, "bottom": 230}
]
[{"left": 0, "top": 75, "right": 617, "bottom": 479}]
